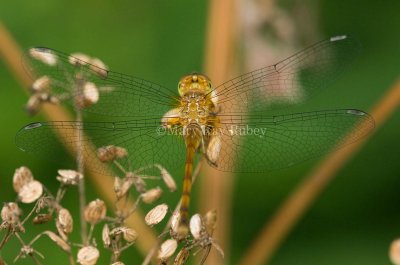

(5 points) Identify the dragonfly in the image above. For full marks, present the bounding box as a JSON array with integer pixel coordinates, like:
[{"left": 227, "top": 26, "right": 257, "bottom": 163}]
[{"left": 16, "top": 35, "right": 374, "bottom": 237}]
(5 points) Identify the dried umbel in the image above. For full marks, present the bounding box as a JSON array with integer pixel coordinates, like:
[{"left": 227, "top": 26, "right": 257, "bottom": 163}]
[
  {"left": 97, "top": 145, "right": 128, "bottom": 162},
  {"left": 57, "top": 208, "right": 73, "bottom": 235},
  {"left": 1, "top": 202, "right": 22, "bottom": 225},
  {"left": 84, "top": 199, "right": 106, "bottom": 225},
  {"left": 145, "top": 204, "right": 168, "bottom": 226},
  {"left": 141, "top": 187, "right": 163, "bottom": 204},
  {"left": 18, "top": 180, "right": 43, "bottom": 204},
  {"left": 390, "top": 239, "right": 400, "bottom": 265},
  {"left": 29, "top": 47, "right": 58, "bottom": 66},
  {"left": 57, "top": 169, "right": 83, "bottom": 185},
  {"left": 13, "top": 166, "right": 34, "bottom": 193},
  {"left": 158, "top": 239, "right": 178, "bottom": 260},
  {"left": 77, "top": 246, "right": 100, "bottom": 265}
]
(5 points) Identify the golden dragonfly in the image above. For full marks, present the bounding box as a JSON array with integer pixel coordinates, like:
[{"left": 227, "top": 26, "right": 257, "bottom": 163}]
[{"left": 16, "top": 35, "right": 374, "bottom": 237}]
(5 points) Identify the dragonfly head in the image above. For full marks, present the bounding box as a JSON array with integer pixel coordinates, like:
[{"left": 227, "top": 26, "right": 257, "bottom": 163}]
[{"left": 178, "top": 73, "right": 212, "bottom": 96}]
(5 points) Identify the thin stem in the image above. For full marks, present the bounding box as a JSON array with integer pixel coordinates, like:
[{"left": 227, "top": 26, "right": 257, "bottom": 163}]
[
  {"left": 87, "top": 224, "right": 95, "bottom": 244},
  {"left": 21, "top": 200, "right": 40, "bottom": 225},
  {"left": 76, "top": 107, "right": 87, "bottom": 245},
  {"left": 0, "top": 227, "right": 12, "bottom": 249},
  {"left": 141, "top": 160, "right": 203, "bottom": 265}
]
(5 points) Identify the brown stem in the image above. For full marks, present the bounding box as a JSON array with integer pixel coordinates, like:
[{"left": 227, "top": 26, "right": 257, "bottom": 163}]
[
  {"left": 238, "top": 80, "right": 400, "bottom": 265},
  {"left": 0, "top": 227, "right": 12, "bottom": 249}
]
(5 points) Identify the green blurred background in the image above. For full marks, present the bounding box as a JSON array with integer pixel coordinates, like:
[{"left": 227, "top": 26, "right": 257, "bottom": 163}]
[{"left": 0, "top": 0, "right": 399, "bottom": 264}]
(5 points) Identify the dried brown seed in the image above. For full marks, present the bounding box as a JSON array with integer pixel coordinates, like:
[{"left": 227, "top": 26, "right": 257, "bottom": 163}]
[
  {"left": 121, "top": 227, "right": 137, "bottom": 243},
  {"left": 203, "top": 209, "right": 217, "bottom": 235},
  {"left": 114, "top": 176, "right": 135, "bottom": 199},
  {"left": 18, "top": 180, "right": 43, "bottom": 204},
  {"left": 390, "top": 239, "right": 400, "bottom": 265},
  {"left": 156, "top": 165, "right": 176, "bottom": 192},
  {"left": 13, "top": 166, "right": 34, "bottom": 193},
  {"left": 206, "top": 136, "right": 221, "bottom": 165},
  {"left": 170, "top": 211, "right": 181, "bottom": 234},
  {"left": 102, "top": 224, "right": 110, "bottom": 247},
  {"left": 141, "top": 187, "right": 162, "bottom": 204},
  {"left": 1, "top": 202, "right": 21, "bottom": 224},
  {"left": 90, "top": 58, "right": 108, "bottom": 78},
  {"left": 126, "top": 172, "right": 146, "bottom": 193},
  {"left": 69, "top": 53, "right": 91, "bottom": 66},
  {"left": 82, "top": 82, "right": 99, "bottom": 107},
  {"left": 158, "top": 239, "right": 177, "bottom": 260},
  {"left": 29, "top": 48, "right": 58, "bottom": 66},
  {"left": 145, "top": 204, "right": 168, "bottom": 226},
  {"left": 77, "top": 246, "right": 100, "bottom": 265},
  {"left": 31, "top": 76, "right": 51, "bottom": 92},
  {"left": 174, "top": 248, "right": 190, "bottom": 265},
  {"left": 33, "top": 214, "right": 52, "bottom": 225},
  {"left": 43, "top": 231, "right": 71, "bottom": 253},
  {"left": 189, "top": 214, "right": 202, "bottom": 240},
  {"left": 57, "top": 169, "right": 83, "bottom": 185},
  {"left": 84, "top": 199, "right": 106, "bottom": 225},
  {"left": 58, "top": 208, "right": 73, "bottom": 234}
]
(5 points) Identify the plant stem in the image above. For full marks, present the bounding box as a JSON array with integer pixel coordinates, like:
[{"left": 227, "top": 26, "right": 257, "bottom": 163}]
[{"left": 0, "top": 227, "right": 12, "bottom": 250}]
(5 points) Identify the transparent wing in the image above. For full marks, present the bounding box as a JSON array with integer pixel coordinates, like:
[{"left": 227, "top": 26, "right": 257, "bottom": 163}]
[
  {"left": 23, "top": 47, "right": 180, "bottom": 117},
  {"left": 16, "top": 119, "right": 186, "bottom": 176},
  {"left": 210, "top": 35, "right": 360, "bottom": 113},
  {"left": 211, "top": 109, "right": 374, "bottom": 172}
]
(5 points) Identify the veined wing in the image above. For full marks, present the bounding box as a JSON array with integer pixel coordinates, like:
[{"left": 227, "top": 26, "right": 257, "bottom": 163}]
[
  {"left": 23, "top": 47, "right": 180, "bottom": 117},
  {"left": 210, "top": 35, "right": 360, "bottom": 113},
  {"left": 15, "top": 117, "right": 186, "bottom": 176},
  {"left": 211, "top": 109, "right": 374, "bottom": 172}
]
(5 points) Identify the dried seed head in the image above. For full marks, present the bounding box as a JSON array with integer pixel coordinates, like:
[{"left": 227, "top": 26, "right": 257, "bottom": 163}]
[
  {"left": 90, "top": 58, "right": 108, "bottom": 78},
  {"left": 390, "top": 239, "right": 400, "bottom": 265},
  {"left": 121, "top": 227, "right": 138, "bottom": 243},
  {"left": 43, "top": 231, "right": 71, "bottom": 253},
  {"left": 145, "top": 204, "right": 168, "bottom": 226},
  {"left": 29, "top": 47, "right": 58, "bottom": 66},
  {"left": 13, "top": 166, "right": 34, "bottom": 193},
  {"left": 155, "top": 165, "right": 176, "bottom": 192},
  {"left": 69, "top": 53, "right": 91, "bottom": 66},
  {"left": 97, "top": 145, "right": 128, "bottom": 162},
  {"left": 82, "top": 82, "right": 99, "bottom": 107},
  {"left": 84, "top": 199, "right": 106, "bottom": 225},
  {"left": 77, "top": 246, "right": 100, "bottom": 265},
  {"left": 26, "top": 95, "right": 41, "bottom": 115},
  {"left": 57, "top": 169, "right": 83, "bottom": 185},
  {"left": 189, "top": 214, "right": 203, "bottom": 240},
  {"left": 58, "top": 208, "right": 73, "bottom": 234},
  {"left": 203, "top": 209, "right": 217, "bottom": 235},
  {"left": 102, "top": 224, "right": 110, "bottom": 247},
  {"left": 206, "top": 136, "right": 221, "bottom": 166},
  {"left": 174, "top": 248, "right": 190, "bottom": 265},
  {"left": 1, "top": 202, "right": 22, "bottom": 224},
  {"left": 18, "top": 180, "right": 43, "bottom": 204},
  {"left": 170, "top": 211, "right": 181, "bottom": 234},
  {"left": 158, "top": 239, "right": 178, "bottom": 260},
  {"left": 141, "top": 187, "right": 162, "bottom": 204},
  {"left": 32, "top": 76, "right": 51, "bottom": 93},
  {"left": 33, "top": 213, "right": 52, "bottom": 225}
]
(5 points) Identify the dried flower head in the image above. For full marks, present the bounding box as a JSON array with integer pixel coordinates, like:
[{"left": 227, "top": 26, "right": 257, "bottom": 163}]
[
  {"left": 69, "top": 53, "right": 91, "bottom": 66},
  {"left": 158, "top": 239, "right": 178, "bottom": 260},
  {"left": 84, "top": 199, "right": 106, "bottom": 225},
  {"left": 189, "top": 214, "right": 203, "bottom": 240},
  {"left": 57, "top": 208, "right": 73, "bottom": 235},
  {"left": 155, "top": 165, "right": 176, "bottom": 192},
  {"left": 390, "top": 239, "right": 400, "bottom": 265},
  {"left": 29, "top": 47, "right": 58, "bottom": 66},
  {"left": 90, "top": 58, "right": 108, "bottom": 78},
  {"left": 57, "top": 169, "right": 83, "bottom": 185},
  {"left": 102, "top": 224, "right": 110, "bottom": 248},
  {"left": 145, "top": 203, "right": 168, "bottom": 226},
  {"left": 18, "top": 180, "right": 43, "bottom": 204},
  {"left": 141, "top": 187, "right": 162, "bottom": 204},
  {"left": 97, "top": 145, "right": 128, "bottom": 162},
  {"left": 31, "top": 76, "right": 51, "bottom": 93},
  {"left": 13, "top": 166, "right": 34, "bottom": 193},
  {"left": 77, "top": 246, "right": 100, "bottom": 265},
  {"left": 1, "top": 202, "right": 22, "bottom": 224},
  {"left": 174, "top": 248, "right": 190, "bottom": 265}
]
